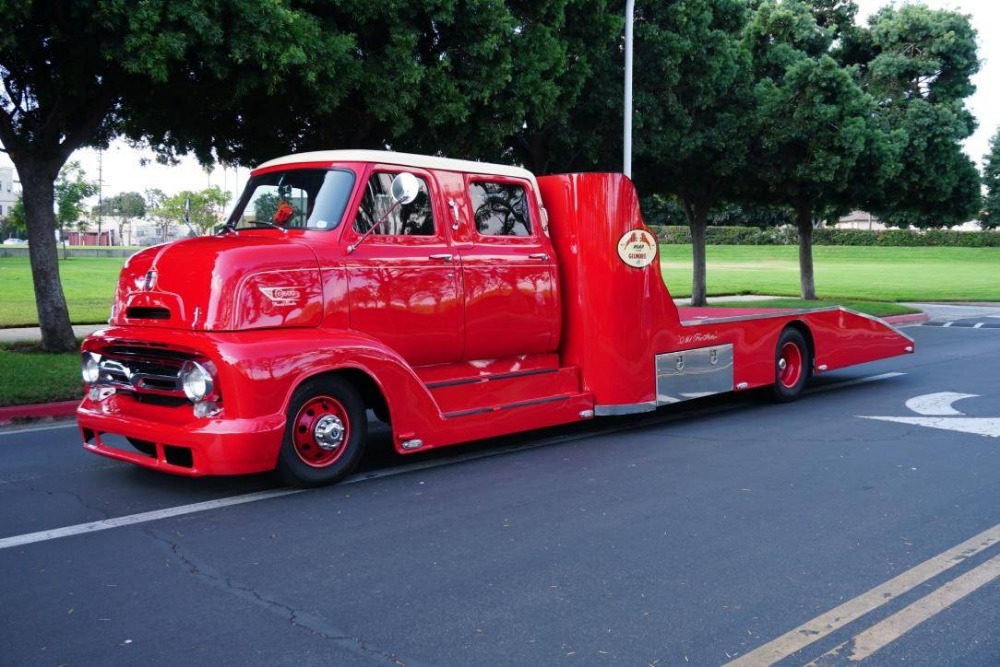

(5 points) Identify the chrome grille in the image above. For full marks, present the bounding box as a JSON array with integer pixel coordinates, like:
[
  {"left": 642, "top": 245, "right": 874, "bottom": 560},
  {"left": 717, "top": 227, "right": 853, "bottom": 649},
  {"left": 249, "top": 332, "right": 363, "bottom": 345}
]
[{"left": 96, "top": 346, "right": 190, "bottom": 397}]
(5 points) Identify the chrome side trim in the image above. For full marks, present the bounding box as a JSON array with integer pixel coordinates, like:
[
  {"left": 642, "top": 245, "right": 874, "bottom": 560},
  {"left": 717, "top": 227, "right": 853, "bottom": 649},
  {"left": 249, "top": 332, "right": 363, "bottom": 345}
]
[
  {"left": 656, "top": 344, "right": 734, "bottom": 405},
  {"left": 594, "top": 402, "right": 657, "bottom": 416}
]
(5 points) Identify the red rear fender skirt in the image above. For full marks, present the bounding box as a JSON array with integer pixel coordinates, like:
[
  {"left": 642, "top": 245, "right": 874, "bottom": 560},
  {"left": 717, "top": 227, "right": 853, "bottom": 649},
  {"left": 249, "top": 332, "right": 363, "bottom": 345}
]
[{"left": 807, "top": 308, "right": 915, "bottom": 372}]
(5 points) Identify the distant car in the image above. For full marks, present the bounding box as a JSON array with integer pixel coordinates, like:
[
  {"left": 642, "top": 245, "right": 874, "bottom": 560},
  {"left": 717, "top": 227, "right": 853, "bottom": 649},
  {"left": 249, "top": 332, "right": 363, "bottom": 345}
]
[{"left": 2, "top": 238, "right": 28, "bottom": 246}]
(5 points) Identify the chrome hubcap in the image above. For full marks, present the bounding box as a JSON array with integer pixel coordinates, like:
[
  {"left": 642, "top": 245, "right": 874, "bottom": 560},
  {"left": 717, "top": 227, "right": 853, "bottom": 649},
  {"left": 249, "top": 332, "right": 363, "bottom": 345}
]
[
  {"left": 313, "top": 415, "right": 345, "bottom": 450},
  {"left": 778, "top": 358, "right": 787, "bottom": 370}
]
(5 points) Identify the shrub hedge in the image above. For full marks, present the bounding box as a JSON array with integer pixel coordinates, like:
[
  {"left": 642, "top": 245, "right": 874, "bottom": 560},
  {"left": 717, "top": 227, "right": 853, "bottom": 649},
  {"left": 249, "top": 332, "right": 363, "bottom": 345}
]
[{"left": 649, "top": 225, "right": 1000, "bottom": 247}]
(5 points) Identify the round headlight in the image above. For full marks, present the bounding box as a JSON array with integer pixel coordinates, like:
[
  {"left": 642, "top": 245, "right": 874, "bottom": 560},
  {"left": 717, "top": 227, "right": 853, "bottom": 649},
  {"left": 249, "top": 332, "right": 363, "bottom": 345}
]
[
  {"left": 180, "top": 361, "right": 214, "bottom": 402},
  {"left": 81, "top": 352, "right": 101, "bottom": 384}
]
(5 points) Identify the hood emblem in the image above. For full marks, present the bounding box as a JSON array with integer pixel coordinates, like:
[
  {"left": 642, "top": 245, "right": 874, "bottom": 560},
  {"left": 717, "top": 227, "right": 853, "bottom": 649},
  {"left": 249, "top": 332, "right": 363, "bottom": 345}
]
[{"left": 259, "top": 286, "right": 303, "bottom": 307}]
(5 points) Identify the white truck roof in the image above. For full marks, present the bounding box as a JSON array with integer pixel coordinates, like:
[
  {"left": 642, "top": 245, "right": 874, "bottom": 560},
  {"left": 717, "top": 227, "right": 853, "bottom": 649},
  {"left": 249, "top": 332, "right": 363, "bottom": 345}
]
[{"left": 255, "top": 150, "right": 538, "bottom": 184}]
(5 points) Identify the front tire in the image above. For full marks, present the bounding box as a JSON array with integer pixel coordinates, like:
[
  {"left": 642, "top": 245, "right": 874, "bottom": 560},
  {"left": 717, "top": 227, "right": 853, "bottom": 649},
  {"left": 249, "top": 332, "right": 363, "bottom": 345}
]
[
  {"left": 276, "top": 377, "right": 367, "bottom": 487},
  {"left": 771, "top": 328, "right": 811, "bottom": 402}
]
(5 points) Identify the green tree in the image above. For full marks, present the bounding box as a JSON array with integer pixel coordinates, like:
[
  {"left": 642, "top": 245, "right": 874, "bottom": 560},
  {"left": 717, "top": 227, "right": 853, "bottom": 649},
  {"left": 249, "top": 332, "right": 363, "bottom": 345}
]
[
  {"left": 743, "top": 0, "right": 892, "bottom": 300},
  {"left": 143, "top": 188, "right": 174, "bottom": 243},
  {"left": 0, "top": 0, "right": 349, "bottom": 350},
  {"left": 1, "top": 194, "right": 25, "bottom": 236},
  {"left": 495, "top": 0, "right": 623, "bottom": 174},
  {"left": 845, "top": 4, "right": 981, "bottom": 228},
  {"left": 1, "top": 0, "right": 582, "bottom": 349},
  {"left": 981, "top": 129, "right": 1000, "bottom": 230},
  {"left": 137, "top": 1, "right": 565, "bottom": 168},
  {"left": 157, "top": 187, "right": 230, "bottom": 236},
  {"left": 753, "top": 56, "right": 876, "bottom": 299},
  {"left": 94, "top": 191, "right": 146, "bottom": 245},
  {"left": 631, "top": 0, "right": 753, "bottom": 306},
  {"left": 54, "top": 161, "right": 98, "bottom": 234}
]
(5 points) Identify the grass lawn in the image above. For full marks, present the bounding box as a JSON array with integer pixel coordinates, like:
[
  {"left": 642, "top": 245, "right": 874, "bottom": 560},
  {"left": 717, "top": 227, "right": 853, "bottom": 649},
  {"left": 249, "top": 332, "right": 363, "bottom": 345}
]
[
  {"left": 661, "top": 245, "right": 1000, "bottom": 302},
  {"left": 2, "top": 245, "right": 997, "bottom": 328},
  {"left": 0, "top": 341, "right": 83, "bottom": 406},
  {"left": 0, "top": 256, "right": 127, "bottom": 327}
]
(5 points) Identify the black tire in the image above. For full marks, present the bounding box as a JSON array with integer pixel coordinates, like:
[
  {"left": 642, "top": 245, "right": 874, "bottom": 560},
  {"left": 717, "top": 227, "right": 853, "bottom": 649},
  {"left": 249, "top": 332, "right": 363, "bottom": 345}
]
[
  {"left": 771, "top": 328, "right": 811, "bottom": 402},
  {"left": 275, "top": 377, "right": 367, "bottom": 487}
]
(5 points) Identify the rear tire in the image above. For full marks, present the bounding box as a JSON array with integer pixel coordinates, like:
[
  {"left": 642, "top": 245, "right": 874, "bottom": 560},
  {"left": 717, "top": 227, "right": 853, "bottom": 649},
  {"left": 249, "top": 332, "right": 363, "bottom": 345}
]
[
  {"left": 276, "top": 377, "right": 367, "bottom": 487},
  {"left": 771, "top": 328, "right": 810, "bottom": 402}
]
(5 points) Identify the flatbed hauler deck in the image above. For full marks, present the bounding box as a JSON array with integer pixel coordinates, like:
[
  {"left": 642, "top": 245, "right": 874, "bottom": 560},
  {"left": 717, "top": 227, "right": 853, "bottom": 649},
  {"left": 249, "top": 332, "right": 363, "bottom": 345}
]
[{"left": 77, "top": 151, "right": 914, "bottom": 485}]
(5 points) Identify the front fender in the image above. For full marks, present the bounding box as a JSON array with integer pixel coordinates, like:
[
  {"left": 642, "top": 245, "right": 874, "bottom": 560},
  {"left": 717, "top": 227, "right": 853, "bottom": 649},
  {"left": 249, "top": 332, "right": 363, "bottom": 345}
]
[{"left": 81, "top": 325, "right": 445, "bottom": 453}]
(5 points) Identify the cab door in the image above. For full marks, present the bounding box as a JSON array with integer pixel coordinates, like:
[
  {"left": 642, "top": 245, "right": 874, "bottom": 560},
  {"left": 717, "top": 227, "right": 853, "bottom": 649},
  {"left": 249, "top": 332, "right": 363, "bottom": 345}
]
[
  {"left": 342, "top": 167, "right": 464, "bottom": 366},
  {"left": 455, "top": 174, "right": 561, "bottom": 361}
]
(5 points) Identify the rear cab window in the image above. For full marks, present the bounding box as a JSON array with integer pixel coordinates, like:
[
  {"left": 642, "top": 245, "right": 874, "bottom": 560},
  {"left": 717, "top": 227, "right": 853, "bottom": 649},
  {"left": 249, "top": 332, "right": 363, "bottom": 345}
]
[{"left": 468, "top": 181, "right": 533, "bottom": 237}]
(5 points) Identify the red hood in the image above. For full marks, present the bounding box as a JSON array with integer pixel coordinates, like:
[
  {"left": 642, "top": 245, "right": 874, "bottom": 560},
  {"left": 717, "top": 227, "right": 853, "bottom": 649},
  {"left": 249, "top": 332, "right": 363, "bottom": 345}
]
[{"left": 111, "top": 234, "right": 324, "bottom": 331}]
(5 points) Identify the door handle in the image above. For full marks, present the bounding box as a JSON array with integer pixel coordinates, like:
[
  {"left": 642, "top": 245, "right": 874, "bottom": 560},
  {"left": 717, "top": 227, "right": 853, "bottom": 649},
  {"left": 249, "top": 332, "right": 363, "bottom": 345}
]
[
  {"left": 529, "top": 253, "right": 549, "bottom": 260},
  {"left": 429, "top": 253, "right": 454, "bottom": 263},
  {"left": 448, "top": 199, "right": 461, "bottom": 231}
]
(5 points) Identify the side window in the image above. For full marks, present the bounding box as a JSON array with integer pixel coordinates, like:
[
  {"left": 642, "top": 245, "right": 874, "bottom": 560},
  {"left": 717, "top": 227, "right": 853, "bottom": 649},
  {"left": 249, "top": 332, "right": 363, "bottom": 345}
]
[
  {"left": 469, "top": 181, "right": 532, "bottom": 237},
  {"left": 353, "top": 172, "right": 435, "bottom": 236}
]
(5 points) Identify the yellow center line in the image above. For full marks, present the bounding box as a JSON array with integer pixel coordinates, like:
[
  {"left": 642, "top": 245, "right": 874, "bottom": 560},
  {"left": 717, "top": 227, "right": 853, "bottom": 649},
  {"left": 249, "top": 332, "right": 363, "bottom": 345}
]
[
  {"left": 845, "top": 553, "right": 1000, "bottom": 662},
  {"left": 724, "top": 523, "right": 1000, "bottom": 666}
]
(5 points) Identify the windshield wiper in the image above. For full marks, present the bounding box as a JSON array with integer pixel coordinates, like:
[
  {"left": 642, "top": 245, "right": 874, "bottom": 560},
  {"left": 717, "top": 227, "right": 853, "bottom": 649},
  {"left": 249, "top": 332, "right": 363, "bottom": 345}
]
[{"left": 222, "top": 220, "right": 288, "bottom": 235}]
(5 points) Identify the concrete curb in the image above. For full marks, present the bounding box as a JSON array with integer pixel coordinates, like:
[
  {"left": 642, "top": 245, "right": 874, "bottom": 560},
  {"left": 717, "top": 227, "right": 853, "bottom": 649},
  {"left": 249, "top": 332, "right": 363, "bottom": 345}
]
[
  {"left": 0, "top": 400, "right": 79, "bottom": 427},
  {"left": 883, "top": 312, "right": 931, "bottom": 326}
]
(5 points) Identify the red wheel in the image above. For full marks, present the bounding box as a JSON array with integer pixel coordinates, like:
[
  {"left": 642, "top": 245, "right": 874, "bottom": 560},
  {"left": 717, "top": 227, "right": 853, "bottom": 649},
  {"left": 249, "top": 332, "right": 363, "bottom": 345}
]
[
  {"left": 276, "top": 377, "right": 367, "bottom": 486},
  {"left": 291, "top": 395, "right": 351, "bottom": 468},
  {"left": 777, "top": 340, "right": 804, "bottom": 390},
  {"left": 771, "top": 328, "right": 810, "bottom": 402}
]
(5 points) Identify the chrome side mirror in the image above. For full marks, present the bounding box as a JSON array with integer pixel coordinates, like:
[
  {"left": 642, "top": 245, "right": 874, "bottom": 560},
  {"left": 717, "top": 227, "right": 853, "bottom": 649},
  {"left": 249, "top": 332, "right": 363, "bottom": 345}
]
[{"left": 391, "top": 172, "right": 420, "bottom": 205}]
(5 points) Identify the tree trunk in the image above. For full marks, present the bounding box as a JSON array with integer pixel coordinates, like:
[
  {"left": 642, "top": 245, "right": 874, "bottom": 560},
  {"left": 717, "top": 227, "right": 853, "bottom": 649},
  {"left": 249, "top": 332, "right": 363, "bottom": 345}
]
[
  {"left": 796, "top": 202, "right": 817, "bottom": 301},
  {"left": 683, "top": 198, "right": 710, "bottom": 307},
  {"left": 20, "top": 163, "right": 78, "bottom": 351}
]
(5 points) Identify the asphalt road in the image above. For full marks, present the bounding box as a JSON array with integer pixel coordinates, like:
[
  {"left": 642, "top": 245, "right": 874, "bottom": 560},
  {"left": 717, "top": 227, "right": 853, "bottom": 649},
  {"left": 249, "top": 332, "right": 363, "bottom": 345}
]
[{"left": 1, "top": 324, "right": 998, "bottom": 666}]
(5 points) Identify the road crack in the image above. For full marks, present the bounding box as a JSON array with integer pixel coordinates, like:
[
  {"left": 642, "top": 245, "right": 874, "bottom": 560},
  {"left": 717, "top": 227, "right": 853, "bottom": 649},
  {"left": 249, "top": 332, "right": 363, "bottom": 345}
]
[{"left": 144, "top": 527, "right": 424, "bottom": 666}]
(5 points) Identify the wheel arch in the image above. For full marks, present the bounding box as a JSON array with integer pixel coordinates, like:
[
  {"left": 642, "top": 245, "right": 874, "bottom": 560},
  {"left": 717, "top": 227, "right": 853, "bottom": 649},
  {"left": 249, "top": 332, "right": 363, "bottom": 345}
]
[{"left": 286, "top": 367, "right": 390, "bottom": 423}]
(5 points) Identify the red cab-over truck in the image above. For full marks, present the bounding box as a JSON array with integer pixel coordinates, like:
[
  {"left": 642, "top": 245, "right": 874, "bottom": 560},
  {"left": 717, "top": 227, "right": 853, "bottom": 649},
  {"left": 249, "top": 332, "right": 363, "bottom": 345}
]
[{"left": 77, "top": 151, "right": 915, "bottom": 485}]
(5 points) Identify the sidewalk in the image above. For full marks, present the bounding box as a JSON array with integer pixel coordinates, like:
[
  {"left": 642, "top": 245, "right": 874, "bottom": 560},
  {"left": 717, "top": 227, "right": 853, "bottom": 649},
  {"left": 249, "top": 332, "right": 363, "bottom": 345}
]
[{"left": 0, "top": 324, "right": 105, "bottom": 343}]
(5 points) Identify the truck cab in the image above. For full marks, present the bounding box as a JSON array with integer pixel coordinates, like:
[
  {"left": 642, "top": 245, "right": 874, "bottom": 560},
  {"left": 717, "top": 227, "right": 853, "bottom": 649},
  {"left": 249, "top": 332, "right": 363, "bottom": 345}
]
[{"left": 77, "top": 150, "right": 914, "bottom": 486}]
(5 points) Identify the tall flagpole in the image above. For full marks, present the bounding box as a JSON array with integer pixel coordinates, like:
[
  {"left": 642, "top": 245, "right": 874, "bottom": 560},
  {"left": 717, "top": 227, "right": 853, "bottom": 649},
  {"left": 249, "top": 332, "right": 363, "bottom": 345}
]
[{"left": 624, "top": 0, "right": 635, "bottom": 179}]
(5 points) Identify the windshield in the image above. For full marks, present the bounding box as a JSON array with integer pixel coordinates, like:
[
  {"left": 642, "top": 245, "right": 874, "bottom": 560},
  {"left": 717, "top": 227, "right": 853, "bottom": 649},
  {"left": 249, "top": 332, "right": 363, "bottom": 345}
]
[{"left": 226, "top": 168, "right": 355, "bottom": 231}]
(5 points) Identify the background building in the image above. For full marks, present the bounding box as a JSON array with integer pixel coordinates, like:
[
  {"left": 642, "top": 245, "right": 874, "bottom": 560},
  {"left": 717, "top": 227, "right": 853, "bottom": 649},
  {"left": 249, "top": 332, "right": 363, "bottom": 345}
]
[{"left": 0, "top": 166, "right": 18, "bottom": 220}]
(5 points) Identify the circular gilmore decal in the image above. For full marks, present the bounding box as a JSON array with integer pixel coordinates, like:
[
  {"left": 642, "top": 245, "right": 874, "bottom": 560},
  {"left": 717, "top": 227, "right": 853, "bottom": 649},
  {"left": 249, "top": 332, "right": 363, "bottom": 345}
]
[{"left": 616, "top": 229, "right": 658, "bottom": 268}]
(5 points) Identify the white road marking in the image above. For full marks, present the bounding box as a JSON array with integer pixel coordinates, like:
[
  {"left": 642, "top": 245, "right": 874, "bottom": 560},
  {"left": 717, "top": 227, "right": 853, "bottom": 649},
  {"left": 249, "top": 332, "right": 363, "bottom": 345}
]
[
  {"left": 809, "top": 554, "right": 1000, "bottom": 663},
  {"left": 974, "top": 322, "right": 985, "bottom": 329},
  {"left": 0, "top": 489, "right": 305, "bottom": 551},
  {"left": 723, "top": 522, "right": 1000, "bottom": 666},
  {"left": 0, "top": 421, "right": 78, "bottom": 437},
  {"left": 861, "top": 416, "right": 1000, "bottom": 438},
  {"left": 943, "top": 321, "right": 954, "bottom": 327},
  {"left": 904, "top": 392, "right": 977, "bottom": 416}
]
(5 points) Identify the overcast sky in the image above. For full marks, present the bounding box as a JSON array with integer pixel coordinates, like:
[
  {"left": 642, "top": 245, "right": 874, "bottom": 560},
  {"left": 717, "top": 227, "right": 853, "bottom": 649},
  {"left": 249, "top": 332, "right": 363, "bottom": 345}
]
[{"left": 2, "top": 0, "right": 997, "bottom": 203}]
